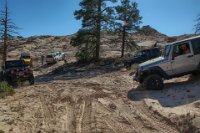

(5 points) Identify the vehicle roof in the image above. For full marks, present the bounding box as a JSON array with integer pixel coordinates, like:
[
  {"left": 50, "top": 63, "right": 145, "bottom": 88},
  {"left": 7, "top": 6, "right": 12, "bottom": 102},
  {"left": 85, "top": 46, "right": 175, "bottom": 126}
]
[
  {"left": 6, "top": 60, "right": 24, "bottom": 62},
  {"left": 167, "top": 35, "right": 200, "bottom": 46},
  {"left": 20, "top": 53, "right": 30, "bottom": 56},
  {"left": 139, "top": 47, "right": 159, "bottom": 52}
]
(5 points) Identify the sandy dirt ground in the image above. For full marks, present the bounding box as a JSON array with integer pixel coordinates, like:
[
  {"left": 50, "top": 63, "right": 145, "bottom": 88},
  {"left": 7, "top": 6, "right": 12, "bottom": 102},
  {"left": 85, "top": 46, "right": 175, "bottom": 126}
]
[{"left": 0, "top": 61, "right": 200, "bottom": 133}]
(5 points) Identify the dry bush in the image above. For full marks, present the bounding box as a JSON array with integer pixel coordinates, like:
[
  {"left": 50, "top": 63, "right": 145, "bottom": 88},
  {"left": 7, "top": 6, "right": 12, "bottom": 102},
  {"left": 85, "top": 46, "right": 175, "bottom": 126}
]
[{"left": 0, "top": 81, "right": 15, "bottom": 98}]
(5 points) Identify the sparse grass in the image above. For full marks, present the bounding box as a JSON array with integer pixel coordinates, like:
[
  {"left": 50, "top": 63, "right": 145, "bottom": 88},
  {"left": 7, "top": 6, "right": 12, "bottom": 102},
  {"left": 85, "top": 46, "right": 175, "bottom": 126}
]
[
  {"left": 176, "top": 112, "right": 198, "bottom": 133},
  {"left": 0, "top": 130, "right": 4, "bottom": 133},
  {"left": 0, "top": 81, "right": 15, "bottom": 98}
]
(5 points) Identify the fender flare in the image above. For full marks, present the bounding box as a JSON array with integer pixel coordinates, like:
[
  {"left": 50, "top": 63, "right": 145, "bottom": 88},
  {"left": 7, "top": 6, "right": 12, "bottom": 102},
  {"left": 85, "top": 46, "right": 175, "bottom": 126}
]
[{"left": 142, "top": 66, "right": 169, "bottom": 79}]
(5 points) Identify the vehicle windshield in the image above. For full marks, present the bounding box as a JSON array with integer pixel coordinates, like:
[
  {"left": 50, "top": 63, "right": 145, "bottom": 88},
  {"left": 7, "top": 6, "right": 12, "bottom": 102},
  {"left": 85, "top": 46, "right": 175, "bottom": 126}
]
[
  {"left": 135, "top": 51, "right": 145, "bottom": 57},
  {"left": 46, "top": 55, "right": 53, "bottom": 58},
  {"left": 21, "top": 56, "right": 31, "bottom": 59},
  {"left": 135, "top": 52, "right": 141, "bottom": 56},
  {"left": 163, "top": 45, "right": 171, "bottom": 57}
]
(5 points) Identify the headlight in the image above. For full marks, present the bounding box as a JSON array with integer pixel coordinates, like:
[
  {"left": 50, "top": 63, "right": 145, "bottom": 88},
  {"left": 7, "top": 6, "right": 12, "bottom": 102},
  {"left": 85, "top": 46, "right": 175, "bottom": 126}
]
[
  {"left": 137, "top": 66, "right": 144, "bottom": 76},
  {"left": 140, "top": 66, "right": 144, "bottom": 71}
]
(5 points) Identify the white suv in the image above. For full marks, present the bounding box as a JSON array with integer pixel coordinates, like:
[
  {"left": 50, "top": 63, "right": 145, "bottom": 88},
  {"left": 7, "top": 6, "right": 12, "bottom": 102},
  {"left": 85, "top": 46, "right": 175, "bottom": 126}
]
[
  {"left": 46, "top": 52, "right": 65, "bottom": 64},
  {"left": 134, "top": 35, "right": 200, "bottom": 90}
]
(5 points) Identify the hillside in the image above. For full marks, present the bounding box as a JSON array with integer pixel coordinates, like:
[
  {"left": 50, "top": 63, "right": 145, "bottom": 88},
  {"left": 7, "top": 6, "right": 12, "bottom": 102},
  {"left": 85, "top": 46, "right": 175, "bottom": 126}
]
[
  {"left": 0, "top": 26, "right": 200, "bottom": 133},
  {"left": 1, "top": 25, "right": 196, "bottom": 62}
]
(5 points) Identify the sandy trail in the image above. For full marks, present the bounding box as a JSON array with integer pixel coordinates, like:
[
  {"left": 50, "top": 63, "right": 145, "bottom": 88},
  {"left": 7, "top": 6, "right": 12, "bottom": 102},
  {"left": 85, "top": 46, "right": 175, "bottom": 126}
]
[{"left": 0, "top": 63, "right": 199, "bottom": 133}]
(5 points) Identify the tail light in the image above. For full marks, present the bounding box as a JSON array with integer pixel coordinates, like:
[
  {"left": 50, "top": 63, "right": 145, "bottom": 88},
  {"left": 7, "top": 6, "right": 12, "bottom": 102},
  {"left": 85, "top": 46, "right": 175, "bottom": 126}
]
[{"left": 11, "top": 70, "right": 15, "bottom": 74}]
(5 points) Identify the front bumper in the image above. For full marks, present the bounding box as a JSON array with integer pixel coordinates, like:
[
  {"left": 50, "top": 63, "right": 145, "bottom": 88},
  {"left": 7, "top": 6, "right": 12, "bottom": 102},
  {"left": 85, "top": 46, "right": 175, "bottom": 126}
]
[
  {"left": 133, "top": 73, "right": 140, "bottom": 81},
  {"left": 133, "top": 68, "right": 143, "bottom": 82}
]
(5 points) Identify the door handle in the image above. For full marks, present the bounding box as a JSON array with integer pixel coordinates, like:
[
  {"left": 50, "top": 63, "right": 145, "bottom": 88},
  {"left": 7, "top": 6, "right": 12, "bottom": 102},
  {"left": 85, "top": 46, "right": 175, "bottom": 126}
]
[{"left": 187, "top": 55, "right": 194, "bottom": 58}]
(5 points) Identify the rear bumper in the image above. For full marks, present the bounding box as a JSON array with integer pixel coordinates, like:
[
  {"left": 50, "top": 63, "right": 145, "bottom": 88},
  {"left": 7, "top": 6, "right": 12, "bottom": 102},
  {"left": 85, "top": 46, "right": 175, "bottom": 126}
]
[
  {"left": 6, "top": 73, "right": 33, "bottom": 81},
  {"left": 46, "top": 58, "right": 56, "bottom": 63}
]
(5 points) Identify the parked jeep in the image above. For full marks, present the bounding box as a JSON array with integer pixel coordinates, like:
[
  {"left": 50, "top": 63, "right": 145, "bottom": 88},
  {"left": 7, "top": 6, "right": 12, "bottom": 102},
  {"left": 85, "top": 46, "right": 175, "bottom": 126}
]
[
  {"left": 134, "top": 35, "right": 200, "bottom": 90},
  {"left": 124, "top": 48, "right": 161, "bottom": 68},
  {"left": 1, "top": 60, "right": 34, "bottom": 86}
]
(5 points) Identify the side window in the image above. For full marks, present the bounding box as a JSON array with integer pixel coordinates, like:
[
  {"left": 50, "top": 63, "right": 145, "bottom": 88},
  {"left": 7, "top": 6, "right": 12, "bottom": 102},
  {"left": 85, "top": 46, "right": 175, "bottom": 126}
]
[
  {"left": 142, "top": 51, "right": 148, "bottom": 58},
  {"left": 151, "top": 49, "right": 160, "bottom": 57},
  {"left": 137, "top": 51, "right": 143, "bottom": 56},
  {"left": 173, "top": 42, "right": 191, "bottom": 57},
  {"left": 192, "top": 38, "right": 200, "bottom": 55}
]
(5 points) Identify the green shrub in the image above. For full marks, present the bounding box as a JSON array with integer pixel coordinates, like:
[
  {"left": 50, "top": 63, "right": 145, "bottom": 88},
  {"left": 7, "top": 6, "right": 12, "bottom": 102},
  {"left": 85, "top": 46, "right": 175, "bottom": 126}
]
[
  {"left": 0, "top": 81, "right": 15, "bottom": 98},
  {"left": 0, "top": 130, "right": 4, "bottom": 133},
  {"left": 76, "top": 49, "right": 95, "bottom": 63}
]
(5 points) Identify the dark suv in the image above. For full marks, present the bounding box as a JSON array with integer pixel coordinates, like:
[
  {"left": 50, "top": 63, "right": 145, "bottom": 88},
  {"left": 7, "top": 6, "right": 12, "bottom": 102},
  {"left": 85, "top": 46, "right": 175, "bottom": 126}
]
[
  {"left": 1, "top": 60, "right": 34, "bottom": 86},
  {"left": 124, "top": 48, "right": 161, "bottom": 68}
]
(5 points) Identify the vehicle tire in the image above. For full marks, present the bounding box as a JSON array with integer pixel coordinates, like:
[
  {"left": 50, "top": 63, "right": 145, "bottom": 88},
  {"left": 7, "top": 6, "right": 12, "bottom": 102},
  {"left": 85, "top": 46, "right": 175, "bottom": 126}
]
[
  {"left": 62, "top": 55, "right": 65, "bottom": 61},
  {"left": 142, "top": 74, "right": 164, "bottom": 90},
  {"left": 54, "top": 59, "right": 58, "bottom": 63},
  {"left": 5, "top": 76, "right": 18, "bottom": 87},
  {"left": 28, "top": 74, "right": 35, "bottom": 85},
  {"left": 192, "top": 71, "right": 200, "bottom": 76},
  {"left": 5, "top": 76, "right": 12, "bottom": 84},
  {"left": 0, "top": 72, "right": 3, "bottom": 81},
  {"left": 124, "top": 61, "right": 132, "bottom": 69}
]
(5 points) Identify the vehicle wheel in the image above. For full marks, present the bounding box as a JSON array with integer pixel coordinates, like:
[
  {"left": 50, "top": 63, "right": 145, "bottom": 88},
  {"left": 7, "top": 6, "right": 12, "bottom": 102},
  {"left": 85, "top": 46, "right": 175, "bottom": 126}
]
[
  {"left": 5, "top": 76, "right": 11, "bottom": 84},
  {"left": 5, "top": 76, "right": 18, "bottom": 87},
  {"left": 124, "top": 61, "right": 132, "bottom": 69},
  {"left": 142, "top": 74, "right": 164, "bottom": 90},
  {"left": 0, "top": 72, "right": 3, "bottom": 81},
  {"left": 62, "top": 57, "right": 65, "bottom": 61},
  {"left": 192, "top": 71, "right": 200, "bottom": 76},
  {"left": 28, "top": 75, "right": 35, "bottom": 85}
]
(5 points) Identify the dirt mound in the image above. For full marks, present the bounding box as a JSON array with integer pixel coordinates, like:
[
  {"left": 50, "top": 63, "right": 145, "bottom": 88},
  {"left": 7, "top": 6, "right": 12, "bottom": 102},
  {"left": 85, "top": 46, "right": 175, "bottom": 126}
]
[{"left": 137, "top": 25, "right": 166, "bottom": 37}]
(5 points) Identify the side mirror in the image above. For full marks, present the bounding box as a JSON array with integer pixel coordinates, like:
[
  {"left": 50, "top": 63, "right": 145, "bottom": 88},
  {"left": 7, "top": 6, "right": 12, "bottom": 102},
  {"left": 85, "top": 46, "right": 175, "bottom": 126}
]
[{"left": 172, "top": 52, "right": 178, "bottom": 60}]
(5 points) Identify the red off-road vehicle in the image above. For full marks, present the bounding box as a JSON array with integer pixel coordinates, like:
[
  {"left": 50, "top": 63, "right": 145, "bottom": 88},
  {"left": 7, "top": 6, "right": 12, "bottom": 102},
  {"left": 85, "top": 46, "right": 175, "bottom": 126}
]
[{"left": 1, "top": 60, "right": 34, "bottom": 86}]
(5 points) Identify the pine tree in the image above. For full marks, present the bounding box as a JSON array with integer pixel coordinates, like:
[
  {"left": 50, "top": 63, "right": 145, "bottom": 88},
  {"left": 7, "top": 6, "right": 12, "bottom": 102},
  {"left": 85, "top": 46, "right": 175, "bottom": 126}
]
[
  {"left": 71, "top": 29, "right": 96, "bottom": 62},
  {"left": 115, "top": 0, "right": 142, "bottom": 57},
  {"left": 72, "top": 0, "right": 117, "bottom": 61},
  {"left": 0, "top": 0, "right": 19, "bottom": 62},
  {"left": 195, "top": 14, "right": 200, "bottom": 34}
]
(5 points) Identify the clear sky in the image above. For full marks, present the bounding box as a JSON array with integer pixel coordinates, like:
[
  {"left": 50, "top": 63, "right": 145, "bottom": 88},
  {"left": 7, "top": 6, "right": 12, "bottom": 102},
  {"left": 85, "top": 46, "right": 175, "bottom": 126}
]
[{"left": 0, "top": 0, "right": 200, "bottom": 37}]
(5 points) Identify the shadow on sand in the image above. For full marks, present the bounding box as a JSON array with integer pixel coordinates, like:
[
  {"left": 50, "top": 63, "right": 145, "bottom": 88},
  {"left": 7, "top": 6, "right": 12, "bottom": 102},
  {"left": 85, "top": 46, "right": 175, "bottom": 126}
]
[
  {"left": 128, "top": 75, "right": 200, "bottom": 107},
  {"left": 35, "top": 58, "right": 125, "bottom": 84}
]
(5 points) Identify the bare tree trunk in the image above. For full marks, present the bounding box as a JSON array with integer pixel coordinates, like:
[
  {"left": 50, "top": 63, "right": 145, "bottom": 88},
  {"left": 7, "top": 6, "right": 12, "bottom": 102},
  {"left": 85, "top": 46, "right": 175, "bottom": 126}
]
[
  {"left": 96, "top": 0, "right": 102, "bottom": 60},
  {"left": 121, "top": 24, "right": 126, "bottom": 58},
  {"left": 3, "top": 1, "right": 8, "bottom": 62},
  {"left": 121, "top": 14, "right": 126, "bottom": 58}
]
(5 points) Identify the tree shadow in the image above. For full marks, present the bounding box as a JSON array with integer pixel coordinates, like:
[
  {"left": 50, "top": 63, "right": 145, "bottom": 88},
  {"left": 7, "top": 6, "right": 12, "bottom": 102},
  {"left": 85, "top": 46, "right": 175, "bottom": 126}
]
[
  {"left": 128, "top": 75, "right": 200, "bottom": 107},
  {"left": 33, "top": 63, "right": 55, "bottom": 71},
  {"left": 35, "top": 58, "right": 125, "bottom": 84}
]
